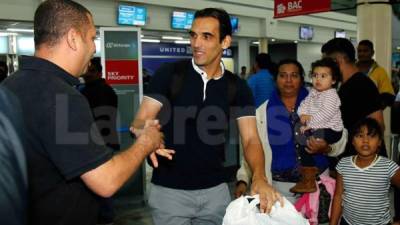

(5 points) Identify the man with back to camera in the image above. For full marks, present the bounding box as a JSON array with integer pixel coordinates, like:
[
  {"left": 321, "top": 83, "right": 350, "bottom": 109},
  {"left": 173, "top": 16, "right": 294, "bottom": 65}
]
[
  {"left": 247, "top": 53, "right": 276, "bottom": 108},
  {"left": 132, "top": 7, "right": 282, "bottom": 225},
  {"left": 2, "top": 1, "right": 174, "bottom": 225},
  {"left": 81, "top": 57, "right": 120, "bottom": 152},
  {"left": 357, "top": 39, "right": 395, "bottom": 109},
  {"left": 321, "top": 38, "right": 384, "bottom": 157}
]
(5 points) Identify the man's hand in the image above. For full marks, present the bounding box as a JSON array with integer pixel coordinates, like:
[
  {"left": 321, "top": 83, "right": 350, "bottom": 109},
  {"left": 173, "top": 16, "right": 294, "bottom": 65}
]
[
  {"left": 300, "top": 114, "right": 311, "bottom": 124},
  {"left": 250, "top": 178, "right": 283, "bottom": 213},
  {"left": 306, "top": 136, "right": 330, "bottom": 154},
  {"left": 130, "top": 119, "right": 161, "bottom": 137},
  {"left": 234, "top": 181, "right": 247, "bottom": 198},
  {"left": 134, "top": 120, "right": 175, "bottom": 167},
  {"left": 148, "top": 147, "right": 175, "bottom": 168}
]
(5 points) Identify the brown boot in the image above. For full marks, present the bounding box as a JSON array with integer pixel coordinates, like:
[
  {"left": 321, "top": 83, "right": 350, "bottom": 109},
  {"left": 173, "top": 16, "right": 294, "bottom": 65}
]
[{"left": 290, "top": 166, "right": 319, "bottom": 193}]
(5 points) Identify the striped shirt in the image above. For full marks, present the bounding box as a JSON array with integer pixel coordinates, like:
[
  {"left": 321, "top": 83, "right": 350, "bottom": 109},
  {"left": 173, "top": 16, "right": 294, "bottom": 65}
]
[
  {"left": 336, "top": 156, "right": 399, "bottom": 225},
  {"left": 297, "top": 88, "right": 343, "bottom": 131}
]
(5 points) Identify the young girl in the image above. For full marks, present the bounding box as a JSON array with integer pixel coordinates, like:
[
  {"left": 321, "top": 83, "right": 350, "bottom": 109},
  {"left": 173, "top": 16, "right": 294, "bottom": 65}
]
[
  {"left": 291, "top": 58, "right": 343, "bottom": 193},
  {"left": 330, "top": 118, "right": 400, "bottom": 225}
]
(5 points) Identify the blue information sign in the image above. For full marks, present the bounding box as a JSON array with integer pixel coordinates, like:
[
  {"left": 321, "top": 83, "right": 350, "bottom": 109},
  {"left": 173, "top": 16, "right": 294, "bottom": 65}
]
[
  {"left": 171, "top": 11, "right": 195, "bottom": 30},
  {"left": 118, "top": 5, "right": 147, "bottom": 26}
]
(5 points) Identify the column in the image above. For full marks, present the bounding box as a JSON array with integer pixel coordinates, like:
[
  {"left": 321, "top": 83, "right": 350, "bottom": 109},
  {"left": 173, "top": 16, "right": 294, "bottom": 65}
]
[
  {"left": 357, "top": 0, "right": 392, "bottom": 154},
  {"left": 237, "top": 37, "right": 250, "bottom": 75},
  {"left": 259, "top": 37, "right": 268, "bottom": 53}
]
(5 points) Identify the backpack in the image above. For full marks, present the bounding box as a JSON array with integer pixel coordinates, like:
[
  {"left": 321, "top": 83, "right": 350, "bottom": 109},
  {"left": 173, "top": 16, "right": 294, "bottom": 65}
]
[
  {"left": 168, "top": 60, "right": 238, "bottom": 105},
  {"left": 294, "top": 172, "right": 336, "bottom": 225},
  {"left": 317, "top": 182, "right": 331, "bottom": 223}
]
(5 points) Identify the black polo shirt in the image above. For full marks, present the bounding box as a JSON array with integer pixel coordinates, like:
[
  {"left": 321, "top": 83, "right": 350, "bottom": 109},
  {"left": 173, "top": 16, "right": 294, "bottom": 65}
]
[
  {"left": 146, "top": 60, "right": 255, "bottom": 189},
  {"left": 81, "top": 78, "right": 120, "bottom": 151},
  {"left": 3, "top": 56, "right": 113, "bottom": 225}
]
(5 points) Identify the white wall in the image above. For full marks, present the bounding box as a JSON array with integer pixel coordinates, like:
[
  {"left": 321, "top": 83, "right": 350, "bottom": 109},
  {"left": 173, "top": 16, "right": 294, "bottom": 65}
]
[
  {"left": 0, "top": 0, "right": 39, "bottom": 21},
  {"left": 0, "top": 0, "right": 360, "bottom": 71},
  {"left": 0, "top": 37, "right": 8, "bottom": 54},
  {"left": 297, "top": 42, "right": 323, "bottom": 80},
  {"left": 267, "top": 20, "right": 357, "bottom": 44},
  {"left": 0, "top": 0, "right": 358, "bottom": 42}
]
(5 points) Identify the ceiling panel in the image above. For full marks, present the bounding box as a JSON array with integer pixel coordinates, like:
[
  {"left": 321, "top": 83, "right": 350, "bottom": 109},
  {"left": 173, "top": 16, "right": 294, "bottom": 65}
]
[{"left": 331, "top": 0, "right": 357, "bottom": 15}]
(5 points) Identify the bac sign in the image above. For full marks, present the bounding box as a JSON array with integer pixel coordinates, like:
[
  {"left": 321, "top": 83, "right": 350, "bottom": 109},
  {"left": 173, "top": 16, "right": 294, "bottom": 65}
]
[{"left": 274, "top": 0, "right": 331, "bottom": 19}]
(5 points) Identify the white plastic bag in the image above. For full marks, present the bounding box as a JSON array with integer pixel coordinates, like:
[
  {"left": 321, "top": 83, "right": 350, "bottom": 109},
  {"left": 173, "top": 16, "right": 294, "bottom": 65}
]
[{"left": 223, "top": 195, "right": 310, "bottom": 225}]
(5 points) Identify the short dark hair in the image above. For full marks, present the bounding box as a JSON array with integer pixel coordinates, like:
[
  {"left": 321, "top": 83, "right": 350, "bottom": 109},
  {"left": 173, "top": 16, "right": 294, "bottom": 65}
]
[
  {"left": 311, "top": 58, "right": 341, "bottom": 88},
  {"left": 34, "top": 0, "right": 91, "bottom": 48},
  {"left": 255, "top": 53, "right": 272, "bottom": 69},
  {"left": 194, "top": 8, "right": 232, "bottom": 42},
  {"left": 321, "top": 38, "right": 356, "bottom": 63},
  {"left": 275, "top": 58, "right": 305, "bottom": 82},
  {"left": 358, "top": 39, "right": 374, "bottom": 51},
  {"left": 351, "top": 117, "right": 383, "bottom": 143},
  {"left": 89, "top": 57, "right": 102, "bottom": 73}
]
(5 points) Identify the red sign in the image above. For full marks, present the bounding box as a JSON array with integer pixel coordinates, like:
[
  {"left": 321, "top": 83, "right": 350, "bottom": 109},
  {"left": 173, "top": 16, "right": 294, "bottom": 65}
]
[
  {"left": 105, "top": 60, "right": 139, "bottom": 85},
  {"left": 274, "top": 0, "right": 331, "bottom": 18}
]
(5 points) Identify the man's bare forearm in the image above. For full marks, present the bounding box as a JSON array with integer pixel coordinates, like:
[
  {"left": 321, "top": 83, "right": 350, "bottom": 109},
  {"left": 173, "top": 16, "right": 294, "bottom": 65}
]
[
  {"left": 243, "top": 139, "right": 267, "bottom": 182},
  {"left": 81, "top": 128, "right": 160, "bottom": 197}
]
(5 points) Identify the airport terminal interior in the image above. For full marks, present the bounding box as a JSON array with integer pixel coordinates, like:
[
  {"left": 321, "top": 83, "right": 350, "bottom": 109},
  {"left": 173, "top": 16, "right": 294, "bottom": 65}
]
[{"left": 1, "top": 0, "right": 400, "bottom": 225}]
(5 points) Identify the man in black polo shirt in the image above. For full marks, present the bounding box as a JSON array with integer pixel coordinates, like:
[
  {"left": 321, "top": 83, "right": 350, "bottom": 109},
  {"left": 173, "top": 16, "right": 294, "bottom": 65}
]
[
  {"left": 2, "top": 1, "right": 172, "bottom": 225},
  {"left": 321, "top": 38, "right": 384, "bottom": 157},
  {"left": 81, "top": 57, "right": 119, "bottom": 152},
  {"left": 132, "top": 8, "right": 282, "bottom": 225}
]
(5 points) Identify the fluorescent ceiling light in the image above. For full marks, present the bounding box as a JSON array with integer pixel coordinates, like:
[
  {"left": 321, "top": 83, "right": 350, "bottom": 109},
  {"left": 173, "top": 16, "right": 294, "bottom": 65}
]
[
  {"left": 175, "top": 40, "right": 190, "bottom": 44},
  {"left": 397, "top": 46, "right": 400, "bottom": 50},
  {"left": 7, "top": 28, "right": 33, "bottom": 33},
  {"left": 0, "top": 32, "right": 18, "bottom": 36},
  {"left": 140, "top": 34, "right": 144, "bottom": 38},
  {"left": 141, "top": 39, "right": 160, "bottom": 43},
  {"left": 294, "top": 40, "right": 298, "bottom": 43},
  {"left": 252, "top": 41, "right": 260, "bottom": 45},
  {"left": 271, "top": 38, "right": 276, "bottom": 42},
  {"left": 162, "top": 36, "right": 183, "bottom": 40}
]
